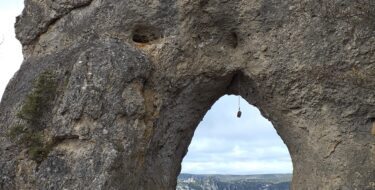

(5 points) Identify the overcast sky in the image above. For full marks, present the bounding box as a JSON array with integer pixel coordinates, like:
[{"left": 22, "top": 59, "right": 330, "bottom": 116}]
[
  {"left": 182, "top": 95, "right": 292, "bottom": 174},
  {"left": 0, "top": 1, "right": 292, "bottom": 175},
  {"left": 0, "top": 0, "right": 24, "bottom": 100}
]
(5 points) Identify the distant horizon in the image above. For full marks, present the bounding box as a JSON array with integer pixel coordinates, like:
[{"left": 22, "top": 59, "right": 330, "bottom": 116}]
[{"left": 179, "top": 173, "right": 292, "bottom": 176}]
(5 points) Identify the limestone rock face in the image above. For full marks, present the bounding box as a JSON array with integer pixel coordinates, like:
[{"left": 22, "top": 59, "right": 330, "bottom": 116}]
[{"left": 1, "top": 0, "right": 375, "bottom": 189}]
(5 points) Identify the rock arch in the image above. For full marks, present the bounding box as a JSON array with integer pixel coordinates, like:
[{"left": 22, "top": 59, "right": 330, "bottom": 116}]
[{"left": 1, "top": 0, "right": 374, "bottom": 189}]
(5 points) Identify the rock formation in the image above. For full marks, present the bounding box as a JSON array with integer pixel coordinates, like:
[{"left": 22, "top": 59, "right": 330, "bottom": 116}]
[{"left": 1, "top": 0, "right": 375, "bottom": 189}]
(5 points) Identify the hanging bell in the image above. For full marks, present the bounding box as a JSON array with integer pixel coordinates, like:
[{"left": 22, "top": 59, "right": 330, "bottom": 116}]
[{"left": 237, "top": 110, "right": 242, "bottom": 118}]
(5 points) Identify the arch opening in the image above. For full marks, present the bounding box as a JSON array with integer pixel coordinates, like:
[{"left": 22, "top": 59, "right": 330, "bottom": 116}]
[
  {"left": 143, "top": 72, "right": 303, "bottom": 190},
  {"left": 177, "top": 95, "right": 293, "bottom": 189}
]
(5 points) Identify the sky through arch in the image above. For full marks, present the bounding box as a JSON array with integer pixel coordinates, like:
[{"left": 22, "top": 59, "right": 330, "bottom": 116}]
[{"left": 181, "top": 95, "right": 293, "bottom": 175}]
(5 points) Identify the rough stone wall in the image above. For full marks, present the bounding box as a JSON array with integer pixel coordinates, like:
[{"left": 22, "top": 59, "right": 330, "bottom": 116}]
[{"left": 0, "top": 0, "right": 374, "bottom": 189}]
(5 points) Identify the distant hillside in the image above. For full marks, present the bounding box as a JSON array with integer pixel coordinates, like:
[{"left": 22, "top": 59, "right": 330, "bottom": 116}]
[{"left": 177, "top": 173, "right": 291, "bottom": 190}]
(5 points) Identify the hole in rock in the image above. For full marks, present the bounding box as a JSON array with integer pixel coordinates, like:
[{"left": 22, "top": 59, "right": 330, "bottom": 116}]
[
  {"left": 178, "top": 95, "right": 293, "bottom": 188},
  {"left": 229, "top": 31, "right": 238, "bottom": 48},
  {"left": 199, "top": 0, "right": 209, "bottom": 7},
  {"left": 132, "top": 25, "right": 162, "bottom": 43}
]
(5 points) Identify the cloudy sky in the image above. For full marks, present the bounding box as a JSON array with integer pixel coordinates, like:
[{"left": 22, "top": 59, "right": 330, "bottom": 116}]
[
  {"left": 181, "top": 95, "right": 292, "bottom": 174},
  {"left": 0, "top": 1, "right": 292, "bottom": 175}
]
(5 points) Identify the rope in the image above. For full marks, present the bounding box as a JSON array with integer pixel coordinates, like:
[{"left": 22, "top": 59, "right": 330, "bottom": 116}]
[
  {"left": 237, "top": 76, "right": 242, "bottom": 118},
  {"left": 238, "top": 75, "right": 241, "bottom": 111},
  {"left": 238, "top": 96, "right": 241, "bottom": 111}
]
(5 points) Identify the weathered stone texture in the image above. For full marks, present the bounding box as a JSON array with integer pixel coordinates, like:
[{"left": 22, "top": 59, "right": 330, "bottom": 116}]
[{"left": 1, "top": 0, "right": 375, "bottom": 189}]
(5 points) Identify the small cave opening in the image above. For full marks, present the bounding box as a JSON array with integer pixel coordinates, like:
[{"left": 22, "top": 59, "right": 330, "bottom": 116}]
[{"left": 132, "top": 25, "right": 162, "bottom": 43}]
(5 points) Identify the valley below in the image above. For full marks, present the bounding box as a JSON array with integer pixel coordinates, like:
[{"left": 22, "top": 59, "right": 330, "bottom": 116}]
[{"left": 177, "top": 173, "right": 291, "bottom": 190}]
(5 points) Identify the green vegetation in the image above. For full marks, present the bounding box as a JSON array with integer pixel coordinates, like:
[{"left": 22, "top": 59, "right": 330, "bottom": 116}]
[
  {"left": 27, "top": 133, "right": 54, "bottom": 163},
  {"left": 8, "top": 71, "right": 58, "bottom": 163},
  {"left": 7, "top": 124, "right": 26, "bottom": 139},
  {"left": 7, "top": 125, "right": 53, "bottom": 162},
  {"left": 17, "top": 71, "right": 57, "bottom": 127}
]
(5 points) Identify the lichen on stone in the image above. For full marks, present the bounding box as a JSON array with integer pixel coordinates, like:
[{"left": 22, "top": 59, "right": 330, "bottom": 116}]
[
  {"left": 9, "top": 70, "right": 58, "bottom": 163},
  {"left": 17, "top": 71, "right": 57, "bottom": 126}
]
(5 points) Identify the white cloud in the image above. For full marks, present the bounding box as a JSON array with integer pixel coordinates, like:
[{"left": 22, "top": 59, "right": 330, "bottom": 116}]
[{"left": 182, "top": 160, "right": 292, "bottom": 175}]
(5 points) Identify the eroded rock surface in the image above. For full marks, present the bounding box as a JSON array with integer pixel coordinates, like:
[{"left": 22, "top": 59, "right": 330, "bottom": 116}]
[{"left": 1, "top": 0, "right": 375, "bottom": 189}]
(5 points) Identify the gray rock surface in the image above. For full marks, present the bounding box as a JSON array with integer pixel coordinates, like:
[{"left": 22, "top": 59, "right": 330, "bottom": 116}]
[{"left": 1, "top": 0, "right": 375, "bottom": 189}]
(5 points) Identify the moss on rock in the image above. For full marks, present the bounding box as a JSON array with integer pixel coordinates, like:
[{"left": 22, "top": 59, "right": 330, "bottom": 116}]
[
  {"left": 17, "top": 71, "right": 57, "bottom": 127},
  {"left": 10, "top": 71, "right": 58, "bottom": 163}
]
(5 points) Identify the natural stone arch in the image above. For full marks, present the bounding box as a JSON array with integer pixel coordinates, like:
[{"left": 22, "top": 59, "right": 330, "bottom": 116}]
[{"left": 0, "top": 0, "right": 374, "bottom": 190}]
